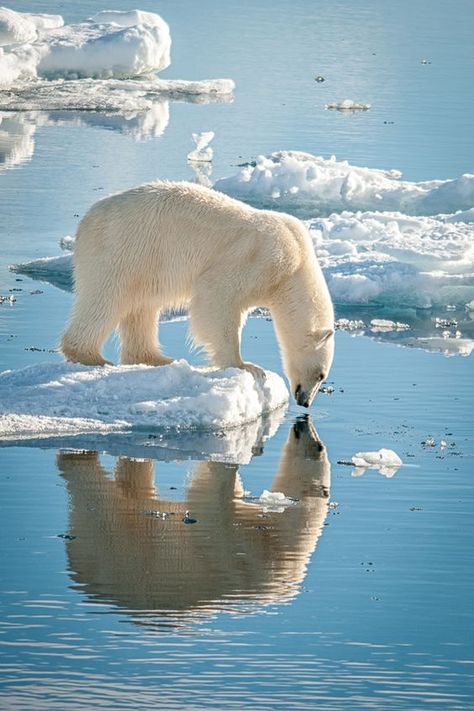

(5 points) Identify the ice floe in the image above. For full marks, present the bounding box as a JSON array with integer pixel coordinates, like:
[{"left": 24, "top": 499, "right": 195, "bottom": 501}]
[
  {"left": 0, "top": 7, "right": 234, "bottom": 111},
  {"left": 215, "top": 151, "right": 474, "bottom": 217},
  {"left": 0, "top": 360, "right": 289, "bottom": 453},
  {"left": 310, "top": 210, "right": 474, "bottom": 308}
]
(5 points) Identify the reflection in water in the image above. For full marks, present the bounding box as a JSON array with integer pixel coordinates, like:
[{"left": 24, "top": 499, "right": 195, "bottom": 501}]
[
  {"left": 57, "top": 417, "right": 330, "bottom": 626},
  {"left": 0, "top": 113, "right": 36, "bottom": 171}
]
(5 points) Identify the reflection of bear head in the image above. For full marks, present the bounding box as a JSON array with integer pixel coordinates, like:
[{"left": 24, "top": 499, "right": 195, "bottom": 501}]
[{"left": 57, "top": 418, "right": 330, "bottom": 627}]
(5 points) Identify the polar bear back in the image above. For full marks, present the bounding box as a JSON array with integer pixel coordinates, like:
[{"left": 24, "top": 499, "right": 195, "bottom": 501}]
[{"left": 73, "top": 181, "right": 310, "bottom": 305}]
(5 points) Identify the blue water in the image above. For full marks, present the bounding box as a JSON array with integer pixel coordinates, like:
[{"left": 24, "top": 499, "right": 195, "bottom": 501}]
[{"left": 1, "top": 0, "right": 474, "bottom": 708}]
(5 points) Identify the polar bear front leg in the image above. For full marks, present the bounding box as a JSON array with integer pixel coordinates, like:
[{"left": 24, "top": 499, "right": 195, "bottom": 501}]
[
  {"left": 189, "top": 285, "right": 265, "bottom": 380},
  {"left": 119, "top": 305, "right": 173, "bottom": 366}
]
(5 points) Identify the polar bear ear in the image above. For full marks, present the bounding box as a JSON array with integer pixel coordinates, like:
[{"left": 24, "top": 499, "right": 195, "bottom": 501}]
[{"left": 313, "top": 328, "right": 335, "bottom": 349}]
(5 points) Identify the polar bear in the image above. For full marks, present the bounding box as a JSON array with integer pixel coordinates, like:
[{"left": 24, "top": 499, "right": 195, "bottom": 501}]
[{"left": 60, "top": 181, "right": 334, "bottom": 407}]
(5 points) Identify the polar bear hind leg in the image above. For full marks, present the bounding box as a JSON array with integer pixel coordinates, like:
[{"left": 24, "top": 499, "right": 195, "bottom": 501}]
[
  {"left": 60, "top": 288, "right": 121, "bottom": 366},
  {"left": 119, "top": 305, "right": 173, "bottom": 366}
]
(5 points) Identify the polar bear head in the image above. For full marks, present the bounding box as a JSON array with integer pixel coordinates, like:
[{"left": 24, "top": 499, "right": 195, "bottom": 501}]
[{"left": 288, "top": 327, "right": 335, "bottom": 407}]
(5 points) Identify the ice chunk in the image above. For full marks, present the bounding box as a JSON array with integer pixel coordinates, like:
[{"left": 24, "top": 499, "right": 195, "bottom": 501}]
[
  {"left": 326, "top": 99, "right": 371, "bottom": 111},
  {"left": 0, "top": 360, "right": 289, "bottom": 442},
  {"left": 36, "top": 12, "right": 171, "bottom": 80},
  {"left": 352, "top": 448, "right": 402, "bottom": 476},
  {"left": 215, "top": 151, "right": 474, "bottom": 217},
  {"left": 257, "top": 490, "right": 296, "bottom": 513},
  {"left": 187, "top": 131, "right": 214, "bottom": 162}
]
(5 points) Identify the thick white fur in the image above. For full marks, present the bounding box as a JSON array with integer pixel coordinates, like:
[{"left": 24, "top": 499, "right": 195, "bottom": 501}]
[{"left": 60, "top": 181, "right": 334, "bottom": 404}]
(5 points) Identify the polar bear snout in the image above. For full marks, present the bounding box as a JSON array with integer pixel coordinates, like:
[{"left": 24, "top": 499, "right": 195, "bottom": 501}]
[{"left": 295, "top": 382, "right": 320, "bottom": 408}]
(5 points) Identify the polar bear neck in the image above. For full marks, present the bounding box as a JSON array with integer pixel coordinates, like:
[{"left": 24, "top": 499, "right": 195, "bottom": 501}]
[{"left": 270, "top": 255, "right": 334, "bottom": 352}]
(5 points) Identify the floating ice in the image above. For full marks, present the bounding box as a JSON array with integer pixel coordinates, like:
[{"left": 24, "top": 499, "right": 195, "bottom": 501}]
[
  {"left": 0, "top": 360, "right": 289, "bottom": 445},
  {"left": 352, "top": 448, "right": 402, "bottom": 477},
  {"left": 0, "top": 7, "right": 234, "bottom": 111},
  {"left": 187, "top": 131, "right": 214, "bottom": 162},
  {"left": 215, "top": 151, "right": 474, "bottom": 217},
  {"left": 310, "top": 210, "right": 474, "bottom": 308},
  {"left": 0, "top": 7, "right": 171, "bottom": 84},
  {"left": 326, "top": 99, "right": 371, "bottom": 111},
  {"left": 257, "top": 490, "right": 296, "bottom": 513}
]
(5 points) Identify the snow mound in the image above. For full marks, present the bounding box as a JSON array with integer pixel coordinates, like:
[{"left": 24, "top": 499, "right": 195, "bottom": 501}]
[
  {"left": 0, "top": 360, "right": 289, "bottom": 442},
  {"left": 214, "top": 151, "right": 474, "bottom": 217},
  {"left": 352, "top": 448, "right": 402, "bottom": 477}
]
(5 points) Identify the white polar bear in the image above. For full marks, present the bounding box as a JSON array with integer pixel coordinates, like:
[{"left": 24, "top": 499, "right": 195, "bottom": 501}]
[{"left": 60, "top": 181, "right": 334, "bottom": 407}]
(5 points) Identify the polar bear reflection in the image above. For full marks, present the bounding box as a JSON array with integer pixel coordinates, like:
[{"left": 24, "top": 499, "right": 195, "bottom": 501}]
[{"left": 57, "top": 418, "right": 330, "bottom": 621}]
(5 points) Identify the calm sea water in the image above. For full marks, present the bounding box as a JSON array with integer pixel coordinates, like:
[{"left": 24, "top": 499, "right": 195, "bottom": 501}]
[{"left": 1, "top": 1, "right": 473, "bottom": 708}]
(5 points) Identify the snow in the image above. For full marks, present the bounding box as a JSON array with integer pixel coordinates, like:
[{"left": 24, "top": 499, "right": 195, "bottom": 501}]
[
  {"left": 352, "top": 448, "right": 402, "bottom": 477},
  {"left": 214, "top": 151, "right": 474, "bottom": 217},
  {"left": 0, "top": 360, "right": 289, "bottom": 449}
]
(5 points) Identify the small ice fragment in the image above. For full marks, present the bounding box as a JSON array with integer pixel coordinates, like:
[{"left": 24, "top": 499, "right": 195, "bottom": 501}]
[
  {"left": 326, "top": 99, "right": 371, "bottom": 111},
  {"left": 187, "top": 131, "right": 214, "bottom": 162},
  {"left": 466, "top": 300, "right": 474, "bottom": 311},
  {"left": 328, "top": 501, "right": 339, "bottom": 509},
  {"left": 258, "top": 490, "right": 296, "bottom": 513},
  {"left": 440, "top": 440, "right": 447, "bottom": 449},
  {"left": 183, "top": 510, "right": 197, "bottom": 524},
  {"left": 422, "top": 437, "right": 436, "bottom": 447},
  {"left": 60, "top": 235, "right": 76, "bottom": 251},
  {"left": 351, "top": 448, "right": 402, "bottom": 469}
]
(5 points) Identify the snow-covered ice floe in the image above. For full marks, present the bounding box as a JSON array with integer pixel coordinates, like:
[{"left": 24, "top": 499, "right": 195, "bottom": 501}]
[
  {"left": 0, "top": 360, "right": 288, "bottom": 462},
  {"left": 310, "top": 210, "right": 474, "bottom": 309},
  {"left": 0, "top": 7, "right": 234, "bottom": 111},
  {"left": 215, "top": 151, "right": 474, "bottom": 217}
]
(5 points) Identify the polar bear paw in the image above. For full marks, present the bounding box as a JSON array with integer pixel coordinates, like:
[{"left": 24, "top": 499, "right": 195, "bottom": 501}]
[{"left": 241, "top": 361, "right": 267, "bottom": 382}]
